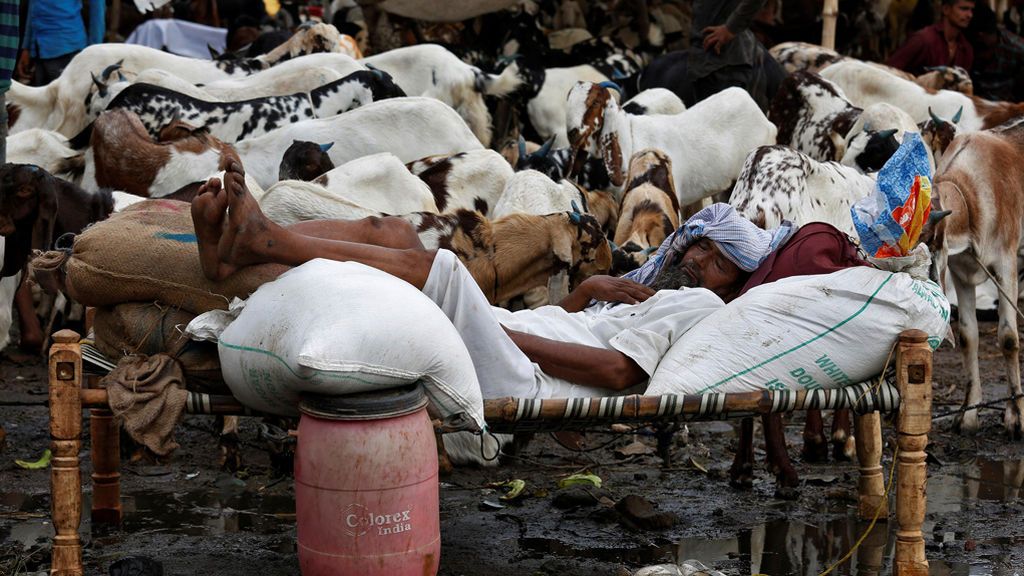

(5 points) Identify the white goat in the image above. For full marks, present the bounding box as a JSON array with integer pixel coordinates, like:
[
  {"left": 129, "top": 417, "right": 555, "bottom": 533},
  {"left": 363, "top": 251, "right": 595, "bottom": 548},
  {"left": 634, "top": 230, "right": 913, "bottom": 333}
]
[
  {"left": 492, "top": 169, "right": 588, "bottom": 218},
  {"left": 406, "top": 150, "right": 514, "bottom": 216},
  {"left": 567, "top": 83, "right": 777, "bottom": 206},
  {"left": 233, "top": 97, "right": 484, "bottom": 189},
  {"left": 527, "top": 65, "right": 611, "bottom": 147},
  {"left": 620, "top": 88, "right": 687, "bottom": 116},
  {"left": 820, "top": 60, "right": 1024, "bottom": 132},
  {"left": 840, "top": 102, "right": 934, "bottom": 173},
  {"left": 360, "top": 44, "right": 523, "bottom": 146},
  {"left": 729, "top": 145, "right": 876, "bottom": 237}
]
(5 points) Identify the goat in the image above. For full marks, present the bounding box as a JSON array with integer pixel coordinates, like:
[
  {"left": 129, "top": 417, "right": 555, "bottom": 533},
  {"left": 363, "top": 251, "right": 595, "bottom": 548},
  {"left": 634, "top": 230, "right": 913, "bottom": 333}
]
[
  {"left": 406, "top": 150, "right": 514, "bottom": 216},
  {"left": 927, "top": 120, "right": 1024, "bottom": 437},
  {"left": 610, "top": 149, "right": 680, "bottom": 275},
  {"left": 820, "top": 60, "right": 1024, "bottom": 132},
  {"left": 921, "top": 106, "right": 963, "bottom": 166},
  {"left": 0, "top": 165, "right": 116, "bottom": 350},
  {"left": 308, "top": 69, "right": 407, "bottom": 116},
  {"left": 567, "top": 82, "right": 777, "bottom": 206},
  {"left": 729, "top": 145, "right": 877, "bottom": 237},
  {"left": 279, "top": 141, "right": 336, "bottom": 181},
  {"left": 233, "top": 97, "right": 484, "bottom": 189},
  {"left": 768, "top": 71, "right": 862, "bottom": 162},
  {"left": 7, "top": 25, "right": 353, "bottom": 138},
  {"left": 772, "top": 43, "right": 974, "bottom": 94},
  {"left": 88, "top": 83, "right": 315, "bottom": 143},
  {"left": 523, "top": 64, "right": 612, "bottom": 147},
  {"left": 620, "top": 88, "right": 687, "bottom": 116},
  {"left": 260, "top": 153, "right": 439, "bottom": 224},
  {"left": 839, "top": 103, "right": 928, "bottom": 173},
  {"left": 360, "top": 44, "right": 524, "bottom": 146},
  {"left": 80, "top": 110, "right": 239, "bottom": 198},
  {"left": 400, "top": 209, "right": 612, "bottom": 305},
  {"left": 6, "top": 129, "right": 83, "bottom": 179}
]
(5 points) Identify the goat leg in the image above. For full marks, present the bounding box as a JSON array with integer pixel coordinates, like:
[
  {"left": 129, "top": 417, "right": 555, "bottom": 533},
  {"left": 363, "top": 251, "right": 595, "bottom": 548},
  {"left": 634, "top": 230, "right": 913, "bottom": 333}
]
[
  {"left": 763, "top": 413, "right": 800, "bottom": 500},
  {"left": 728, "top": 417, "right": 755, "bottom": 490},
  {"left": 801, "top": 409, "right": 829, "bottom": 462},
  {"left": 830, "top": 409, "right": 856, "bottom": 462}
]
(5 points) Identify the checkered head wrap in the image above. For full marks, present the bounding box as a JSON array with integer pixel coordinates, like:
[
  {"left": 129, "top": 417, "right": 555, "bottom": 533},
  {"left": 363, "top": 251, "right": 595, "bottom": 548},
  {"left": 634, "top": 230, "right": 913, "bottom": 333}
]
[{"left": 623, "top": 203, "right": 795, "bottom": 286}]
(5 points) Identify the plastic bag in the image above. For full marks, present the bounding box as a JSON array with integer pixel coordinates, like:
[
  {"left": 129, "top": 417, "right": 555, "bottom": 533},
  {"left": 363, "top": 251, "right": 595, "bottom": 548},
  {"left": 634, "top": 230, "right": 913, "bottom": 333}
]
[{"left": 851, "top": 132, "right": 932, "bottom": 258}]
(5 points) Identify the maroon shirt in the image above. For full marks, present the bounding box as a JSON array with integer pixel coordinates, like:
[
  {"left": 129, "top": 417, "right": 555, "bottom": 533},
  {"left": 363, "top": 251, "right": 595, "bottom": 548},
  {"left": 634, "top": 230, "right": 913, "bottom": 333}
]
[
  {"left": 886, "top": 23, "right": 974, "bottom": 76},
  {"left": 739, "top": 223, "right": 870, "bottom": 295}
]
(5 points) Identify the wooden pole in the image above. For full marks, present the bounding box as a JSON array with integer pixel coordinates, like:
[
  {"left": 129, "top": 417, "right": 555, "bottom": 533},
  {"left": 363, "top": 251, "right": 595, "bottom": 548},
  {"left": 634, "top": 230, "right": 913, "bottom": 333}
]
[
  {"left": 854, "top": 412, "right": 887, "bottom": 520},
  {"left": 894, "top": 329, "right": 932, "bottom": 576},
  {"left": 822, "top": 0, "right": 839, "bottom": 50},
  {"left": 49, "top": 330, "right": 83, "bottom": 576},
  {"left": 89, "top": 406, "right": 121, "bottom": 524}
]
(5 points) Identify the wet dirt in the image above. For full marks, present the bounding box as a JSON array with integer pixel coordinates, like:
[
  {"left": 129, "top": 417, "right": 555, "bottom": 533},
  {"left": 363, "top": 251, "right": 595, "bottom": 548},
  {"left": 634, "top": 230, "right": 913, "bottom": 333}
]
[{"left": 2, "top": 320, "right": 1024, "bottom": 575}]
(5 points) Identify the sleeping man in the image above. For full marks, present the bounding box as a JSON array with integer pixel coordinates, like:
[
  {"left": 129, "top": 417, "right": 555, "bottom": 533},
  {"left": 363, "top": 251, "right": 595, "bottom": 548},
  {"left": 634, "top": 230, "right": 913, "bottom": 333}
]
[{"left": 191, "top": 161, "right": 794, "bottom": 400}]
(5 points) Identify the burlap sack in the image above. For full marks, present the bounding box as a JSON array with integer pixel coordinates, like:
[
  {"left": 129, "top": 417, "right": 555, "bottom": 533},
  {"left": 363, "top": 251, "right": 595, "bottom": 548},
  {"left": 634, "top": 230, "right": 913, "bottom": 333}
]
[
  {"left": 65, "top": 199, "right": 288, "bottom": 313},
  {"left": 93, "top": 302, "right": 228, "bottom": 394}
]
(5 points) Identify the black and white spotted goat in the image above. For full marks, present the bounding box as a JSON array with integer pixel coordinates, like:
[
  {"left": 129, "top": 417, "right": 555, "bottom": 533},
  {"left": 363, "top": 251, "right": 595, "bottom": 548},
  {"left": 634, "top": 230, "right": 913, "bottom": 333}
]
[{"left": 80, "top": 69, "right": 406, "bottom": 143}]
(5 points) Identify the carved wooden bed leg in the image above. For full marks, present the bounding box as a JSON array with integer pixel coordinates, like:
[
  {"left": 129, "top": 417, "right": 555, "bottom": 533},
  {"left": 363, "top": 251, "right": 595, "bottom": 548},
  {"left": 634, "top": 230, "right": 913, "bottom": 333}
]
[
  {"left": 854, "top": 412, "right": 887, "bottom": 521},
  {"left": 49, "top": 330, "right": 84, "bottom": 576},
  {"left": 90, "top": 405, "right": 122, "bottom": 524},
  {"left": 894, "top": 329, "right": 932, "bottom": 576}
]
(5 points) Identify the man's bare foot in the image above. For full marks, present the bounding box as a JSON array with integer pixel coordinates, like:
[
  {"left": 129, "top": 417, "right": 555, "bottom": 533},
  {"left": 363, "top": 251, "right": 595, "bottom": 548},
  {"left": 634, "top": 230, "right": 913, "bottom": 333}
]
[
  {"left": 217, "top": 162, "right": 286, "bottom": 270},
  {"left": 191, "top": 176, "right": 237, "bottom": 281}
]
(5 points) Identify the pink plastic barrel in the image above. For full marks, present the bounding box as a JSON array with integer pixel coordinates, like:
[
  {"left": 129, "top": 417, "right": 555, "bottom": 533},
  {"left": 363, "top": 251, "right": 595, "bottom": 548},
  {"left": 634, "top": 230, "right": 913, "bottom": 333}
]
[{"left": 295, "top": 386, "right": 440, "bottom": 576}]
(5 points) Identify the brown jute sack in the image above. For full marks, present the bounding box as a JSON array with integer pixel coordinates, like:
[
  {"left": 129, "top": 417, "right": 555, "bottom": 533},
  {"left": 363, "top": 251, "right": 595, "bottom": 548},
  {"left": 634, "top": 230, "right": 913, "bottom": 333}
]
[
  {"left": 65, "top": 199, "right": 288, "bottom": 313},
  {"left": 93, "top": 302, "right": 228, "bottom": 394}
]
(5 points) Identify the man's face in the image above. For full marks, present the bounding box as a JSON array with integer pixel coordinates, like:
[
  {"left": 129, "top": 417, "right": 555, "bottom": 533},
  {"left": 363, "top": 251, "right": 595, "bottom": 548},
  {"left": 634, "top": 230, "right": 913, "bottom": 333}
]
[
  {"left": 943, "top": 1, "right": 974, "bottom": 30},
  {"left": 648, "top": 238, "right": 745, "bottom": 299}
]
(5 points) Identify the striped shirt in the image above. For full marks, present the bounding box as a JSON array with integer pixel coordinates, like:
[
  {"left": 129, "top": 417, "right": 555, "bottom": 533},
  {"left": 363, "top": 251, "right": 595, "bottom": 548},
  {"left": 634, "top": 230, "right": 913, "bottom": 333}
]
[{"left": 0, "top": 0, "right": 18, "bottom": 94}]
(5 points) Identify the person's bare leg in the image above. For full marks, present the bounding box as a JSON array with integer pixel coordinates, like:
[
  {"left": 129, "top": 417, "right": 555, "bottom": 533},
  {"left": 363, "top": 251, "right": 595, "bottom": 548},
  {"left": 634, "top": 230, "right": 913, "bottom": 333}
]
[{"left": 203, "top": 162, "right": 435, "bottom": 288}]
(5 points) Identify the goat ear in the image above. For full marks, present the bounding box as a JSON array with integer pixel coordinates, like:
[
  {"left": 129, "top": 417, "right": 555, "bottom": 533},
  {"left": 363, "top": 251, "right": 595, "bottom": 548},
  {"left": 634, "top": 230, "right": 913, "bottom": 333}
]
[
  {"left": 31, "top": 175, "right": 58, "bottom": 253},
  {"left": 601, "top": 129, "right": 626, "bottom": 187},
  {"left": 952, "top": 106, "right": 963, "bottom": 124}
]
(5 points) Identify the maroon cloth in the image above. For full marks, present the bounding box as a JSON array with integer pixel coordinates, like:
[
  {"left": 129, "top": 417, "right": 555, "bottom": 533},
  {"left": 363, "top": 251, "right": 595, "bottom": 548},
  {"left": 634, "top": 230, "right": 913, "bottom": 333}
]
[
  {"left": 886, "top": 23, "right": 974, "bottom": 75},
  {"left": 739, "top": 223, "right": 870, "bottom": 296}
]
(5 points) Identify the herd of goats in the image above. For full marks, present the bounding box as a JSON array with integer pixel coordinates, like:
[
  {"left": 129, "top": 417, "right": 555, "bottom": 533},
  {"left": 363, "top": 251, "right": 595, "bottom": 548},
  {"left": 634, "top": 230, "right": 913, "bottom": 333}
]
[{"left": 4, "top": 3, "right": 1024, "bottom": 494}]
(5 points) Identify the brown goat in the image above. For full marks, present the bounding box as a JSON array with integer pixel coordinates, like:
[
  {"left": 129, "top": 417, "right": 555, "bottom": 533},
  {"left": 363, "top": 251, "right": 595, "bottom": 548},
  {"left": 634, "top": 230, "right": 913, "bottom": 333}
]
[{"left": 85, "top": 110, "right": 239, "bottom": 199}]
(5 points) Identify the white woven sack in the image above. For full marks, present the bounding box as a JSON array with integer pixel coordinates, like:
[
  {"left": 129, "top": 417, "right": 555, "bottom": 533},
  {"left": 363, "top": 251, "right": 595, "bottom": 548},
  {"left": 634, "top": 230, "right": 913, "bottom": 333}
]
[
  {"left": 647, "top": 267, "right": 950, "bottom": 396},
  {"left": 197, "top": 258, "right": 484, "bottom": 428}
]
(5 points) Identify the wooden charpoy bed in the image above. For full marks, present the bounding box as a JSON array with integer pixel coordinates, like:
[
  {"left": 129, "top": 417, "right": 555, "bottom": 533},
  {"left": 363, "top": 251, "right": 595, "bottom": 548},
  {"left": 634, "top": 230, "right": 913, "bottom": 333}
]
[{"left": 45, "top": 328, "right": 935, "bottom": 576}]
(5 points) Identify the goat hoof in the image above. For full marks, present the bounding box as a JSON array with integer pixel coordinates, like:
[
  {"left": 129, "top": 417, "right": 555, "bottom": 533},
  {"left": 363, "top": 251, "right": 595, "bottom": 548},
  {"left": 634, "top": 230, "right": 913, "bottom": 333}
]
[
  {"left": 801, "top": 434, "right": 829, "bottom": 463},
  {"left": 774, "top": 484, "right": 800, "bottom": 501},
  {"left": 832, "top": 435, "right": 856, "bottom": 462},
  {"left": 728, "top": 463, "right": 754, "bottom": 490},
  {"left": 219, "top": 434, "right": 241, "bottom": 472},
  {"left": 954, "top": 410, "right": 980, "bottom": 434},
  {"left": 1004, "top": 404, "right": 1024, "bottom": 440}
]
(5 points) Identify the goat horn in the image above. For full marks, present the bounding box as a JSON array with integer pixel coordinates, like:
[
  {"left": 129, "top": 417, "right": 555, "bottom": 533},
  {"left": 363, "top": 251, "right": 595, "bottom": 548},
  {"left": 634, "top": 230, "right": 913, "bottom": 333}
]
[
  {"left": 517, "top": 135, "right": 526, "bottom": 159},
  {"left": 208, "top": 44, "right": 221, "bottom": 59},
  {"left": 100, "top": 62, "right": 122, "bottom": 81},
  {"left": 90, "top": 72, "right": 106, "bottom": 91},
  {"left": 319, "top": 142, "right": 334, "bottom": 152},
  {"left": 537, "top": 135, "right": 555, "bottom": 158},
  {"left": 568, "top": 211, "right": 581, "bottom": 224},
  {"left": 928, "top": 107, "right": 942, "bottom": 124},
  {"left": 877, "top": 128, "right": 898, "bottom": 139},
  {"left": 597, "top": 80, "right": 622, "bottom": 94},
  {"left": 642, "top": 246, "right": 659, "bottom": 255},
  {"left": 117, "top": 72, "right": 127, "bottom": 82},
  {"left": 929, "top": 209, "right": 952, "bottom": 225},
  {"left": 609, "top": 240, "right": 619, "bottom": 251},
  {"left": 571, "top": 199, "right": 582, "bottom": 214},
  {"left": 952, "top": 106, "right": 963, "bottom": 124}
]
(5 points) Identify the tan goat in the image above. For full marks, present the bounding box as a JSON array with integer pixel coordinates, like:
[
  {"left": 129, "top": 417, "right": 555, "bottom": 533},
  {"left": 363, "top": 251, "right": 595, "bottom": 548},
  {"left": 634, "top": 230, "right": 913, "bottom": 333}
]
[
  {"left": 610, "top": 149, "right": 679, "bottom": 275},
  {"left": 929, "top": 118, "right": 1024, "bottom": 437},
  {"left": 402, "top": 209, "right": 612, "bottom": 305}
]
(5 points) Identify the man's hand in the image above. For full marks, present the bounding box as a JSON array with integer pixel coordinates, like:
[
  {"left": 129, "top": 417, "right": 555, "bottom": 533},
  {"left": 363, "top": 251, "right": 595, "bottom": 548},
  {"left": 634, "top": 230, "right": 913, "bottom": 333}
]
[
  {"left": 560, "top": 275, "right": 656, "bottom": 312},
  {"left": 15, "top": 50, "right": 32, "bottom": 83},
  {"left": 702, "top": 25, "right": 736, "bottom": 54}
]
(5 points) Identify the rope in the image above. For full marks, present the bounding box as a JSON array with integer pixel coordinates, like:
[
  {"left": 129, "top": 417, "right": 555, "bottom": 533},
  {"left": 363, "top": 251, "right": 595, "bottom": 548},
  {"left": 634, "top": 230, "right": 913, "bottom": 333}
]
[
  {"left": 932, "top": 392, "right": 1024, "bottom": 421},
  {"left": 817, "top": 445, "right": 899, "bottom": 576}
]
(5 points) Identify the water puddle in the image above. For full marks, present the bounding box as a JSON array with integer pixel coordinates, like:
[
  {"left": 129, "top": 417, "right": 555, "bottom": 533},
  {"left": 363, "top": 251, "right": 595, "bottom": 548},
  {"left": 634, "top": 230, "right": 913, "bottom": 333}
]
[{"left": 2, "top": 458, "right": 1022, "bottom": 574}]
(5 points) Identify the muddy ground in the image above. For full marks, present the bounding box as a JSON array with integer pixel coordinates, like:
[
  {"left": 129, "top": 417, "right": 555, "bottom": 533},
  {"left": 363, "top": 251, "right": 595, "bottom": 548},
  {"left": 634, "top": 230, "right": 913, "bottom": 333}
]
[{"left": 2, "top": 320, "right": 1024, "bottom": 576}]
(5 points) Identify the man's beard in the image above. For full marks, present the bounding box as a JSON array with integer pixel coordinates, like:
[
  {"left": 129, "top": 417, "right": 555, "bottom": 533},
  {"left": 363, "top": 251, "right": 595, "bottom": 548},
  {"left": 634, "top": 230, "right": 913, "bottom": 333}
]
[{"left": 649, "top": 263, "right": 700, "bottom": 291}]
